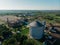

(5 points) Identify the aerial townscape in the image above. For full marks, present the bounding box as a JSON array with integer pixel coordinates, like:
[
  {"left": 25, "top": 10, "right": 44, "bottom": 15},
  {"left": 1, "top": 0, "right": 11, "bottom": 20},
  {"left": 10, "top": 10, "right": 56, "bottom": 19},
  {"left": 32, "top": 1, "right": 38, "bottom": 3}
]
[
  {"left": 0, "top": 10, "right": 60, "bottom": 45},
  {"left": 0, "top": 0, "right": 60, "bottom": 45}
]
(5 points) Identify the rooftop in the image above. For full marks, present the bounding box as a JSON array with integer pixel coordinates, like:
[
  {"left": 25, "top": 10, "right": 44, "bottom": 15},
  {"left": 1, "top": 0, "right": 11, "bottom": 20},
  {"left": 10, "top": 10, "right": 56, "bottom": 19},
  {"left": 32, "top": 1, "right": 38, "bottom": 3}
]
[{"left": 28, "top": 21, "right": 44, "bottom": 27}]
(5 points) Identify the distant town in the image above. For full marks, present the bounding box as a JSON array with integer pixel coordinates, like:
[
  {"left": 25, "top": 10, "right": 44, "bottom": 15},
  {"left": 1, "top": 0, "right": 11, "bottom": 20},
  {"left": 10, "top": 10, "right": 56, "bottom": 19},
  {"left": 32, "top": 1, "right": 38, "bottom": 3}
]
[{"left": 0, "top": 10, "right": 60, "bottom": 45}]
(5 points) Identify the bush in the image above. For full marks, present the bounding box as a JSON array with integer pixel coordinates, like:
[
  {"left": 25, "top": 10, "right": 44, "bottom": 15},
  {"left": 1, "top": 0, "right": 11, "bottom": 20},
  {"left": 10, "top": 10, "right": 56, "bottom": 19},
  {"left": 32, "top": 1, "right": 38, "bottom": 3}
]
[
  {"left": 55, "top": 18, "right": 60, "bottom": 23},
  {"left": 2, "top": 38, "right": 17, "bottom": 45},
  {"left": 56, "top": 14, "right": 60, "bottom": 16},
  {"left": 44, "top": 15, "right": 54, "bottom": 20}
]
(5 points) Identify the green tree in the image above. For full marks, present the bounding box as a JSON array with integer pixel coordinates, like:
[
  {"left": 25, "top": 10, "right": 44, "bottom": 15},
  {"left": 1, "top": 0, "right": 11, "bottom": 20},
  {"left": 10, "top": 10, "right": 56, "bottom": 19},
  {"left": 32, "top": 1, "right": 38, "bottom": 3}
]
[{"left": 2, "top": 38, "right": 17, "bottom": 45}]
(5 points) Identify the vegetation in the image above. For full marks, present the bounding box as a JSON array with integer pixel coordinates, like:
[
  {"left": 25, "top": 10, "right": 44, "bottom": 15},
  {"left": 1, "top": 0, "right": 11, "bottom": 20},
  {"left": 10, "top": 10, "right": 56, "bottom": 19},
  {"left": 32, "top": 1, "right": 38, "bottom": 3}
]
[
  {"left": 0, "top": 24, "right": 43, "bottom": 45},
  {"left": 0, "top": 10, "right": 60, "bottom": 45}
]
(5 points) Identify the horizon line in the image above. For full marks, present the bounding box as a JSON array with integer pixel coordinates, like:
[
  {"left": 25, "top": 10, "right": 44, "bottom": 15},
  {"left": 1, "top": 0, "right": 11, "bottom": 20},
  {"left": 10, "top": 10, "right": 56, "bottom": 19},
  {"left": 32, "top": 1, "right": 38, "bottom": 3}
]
[{"left": 0, "top": 9, "right": 60, "bottom": 10}]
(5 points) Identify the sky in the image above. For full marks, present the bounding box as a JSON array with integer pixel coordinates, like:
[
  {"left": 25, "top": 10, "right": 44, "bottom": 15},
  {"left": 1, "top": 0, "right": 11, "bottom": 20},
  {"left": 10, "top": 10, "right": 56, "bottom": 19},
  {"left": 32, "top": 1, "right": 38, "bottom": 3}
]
[{"left": 0, "top": 0, "right": 60, "bottom": 10}]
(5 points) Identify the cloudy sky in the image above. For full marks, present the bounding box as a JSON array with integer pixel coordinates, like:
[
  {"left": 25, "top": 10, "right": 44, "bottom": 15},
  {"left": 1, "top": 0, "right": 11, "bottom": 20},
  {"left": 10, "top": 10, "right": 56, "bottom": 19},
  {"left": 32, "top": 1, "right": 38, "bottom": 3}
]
[{"left": 0, "top": 0, "right": 60, "bottom": 10}]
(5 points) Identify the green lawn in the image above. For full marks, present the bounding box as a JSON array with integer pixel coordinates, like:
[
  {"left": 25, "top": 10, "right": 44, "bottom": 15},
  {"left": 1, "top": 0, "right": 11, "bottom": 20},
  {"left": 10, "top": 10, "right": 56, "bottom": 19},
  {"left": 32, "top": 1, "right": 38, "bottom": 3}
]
[{"left": 21, "top": 27, "right": 29, "bottom": 35}]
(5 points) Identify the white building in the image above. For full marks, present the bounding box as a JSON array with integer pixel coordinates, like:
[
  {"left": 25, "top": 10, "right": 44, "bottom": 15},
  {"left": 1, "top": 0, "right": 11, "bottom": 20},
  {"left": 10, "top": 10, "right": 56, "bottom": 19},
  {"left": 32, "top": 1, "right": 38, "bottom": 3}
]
[{"left": 27, "top": 20, "right": 46, "bottom": 39}]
